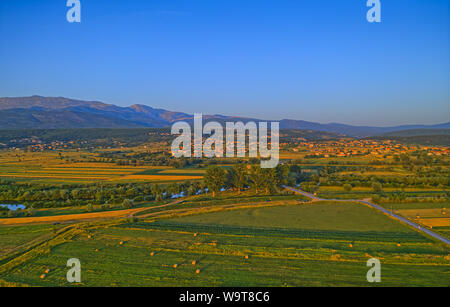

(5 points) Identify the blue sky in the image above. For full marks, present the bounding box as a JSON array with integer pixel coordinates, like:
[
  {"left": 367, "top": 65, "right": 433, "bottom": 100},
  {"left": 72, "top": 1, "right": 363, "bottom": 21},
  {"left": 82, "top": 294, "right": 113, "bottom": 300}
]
[{"left": 0, "top": 0, "right": 449, "bottom": 126}]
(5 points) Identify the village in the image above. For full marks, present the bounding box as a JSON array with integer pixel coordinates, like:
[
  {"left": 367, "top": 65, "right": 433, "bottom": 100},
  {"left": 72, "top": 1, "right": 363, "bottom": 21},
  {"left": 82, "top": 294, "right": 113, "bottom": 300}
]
[{"left": 284, "top": 139, "right": 449, "bottom": 158}]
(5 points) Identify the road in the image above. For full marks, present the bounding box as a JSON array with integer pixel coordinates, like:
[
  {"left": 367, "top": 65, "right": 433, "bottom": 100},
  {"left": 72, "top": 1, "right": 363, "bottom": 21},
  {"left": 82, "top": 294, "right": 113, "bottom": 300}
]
[{"left": 285, "top": 186, "right": 450, "bottom": 246}]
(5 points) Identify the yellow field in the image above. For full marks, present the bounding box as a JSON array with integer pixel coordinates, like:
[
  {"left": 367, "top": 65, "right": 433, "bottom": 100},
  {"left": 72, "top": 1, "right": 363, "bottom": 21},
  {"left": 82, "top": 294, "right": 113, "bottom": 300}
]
[
  {"left": 0, "top": 207, "right": 144, "bottom": 226},
  {"left": 397, "top": 209, "right": 450, "bottom": 228},
  {"left": 159, "top": 169, "right": 206, "bottom": 174},
  {"left": 122, "top": 175, "right": 203, "bottom": 181},
  {"left": 397, "top": 209, "right": 447, "bottom": 219},
  {"left": 0, "top": 151, "right": 202, "bottom": 183},
  {"left": 419, "top": 218, "right": 450, "bottom": 228}
]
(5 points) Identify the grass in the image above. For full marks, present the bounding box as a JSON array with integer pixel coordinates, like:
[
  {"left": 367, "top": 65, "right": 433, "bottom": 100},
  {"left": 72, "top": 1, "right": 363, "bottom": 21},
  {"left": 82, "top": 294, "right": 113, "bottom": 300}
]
[
  {"left": 1, "top": 222, "right": 447, "bottom": 287},
  {"left": 0, "top": 224, "right": 55, "bottom": 258},
  {"left": 0, "top": 148, "right": 448, "bottom": 287},
  {"left": 379, "top": 202, "right": 449, "bottom": 210},
  {"left": 1, "top": 201, "right": 448, "bottom": 287},
  {"left": 168, "top": 203, "right": 416, "bottom": 233}
]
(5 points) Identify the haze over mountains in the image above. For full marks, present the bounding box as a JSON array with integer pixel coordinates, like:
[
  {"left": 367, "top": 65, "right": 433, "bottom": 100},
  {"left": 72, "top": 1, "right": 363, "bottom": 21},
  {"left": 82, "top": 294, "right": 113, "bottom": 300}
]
[{"left": 0, "top": 96, "right": 448, "bottom": 137}]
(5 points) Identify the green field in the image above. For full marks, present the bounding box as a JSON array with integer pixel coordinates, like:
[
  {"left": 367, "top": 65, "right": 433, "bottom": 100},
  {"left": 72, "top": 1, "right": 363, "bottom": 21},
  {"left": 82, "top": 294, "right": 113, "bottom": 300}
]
[
  {"left": 168, "top": 203, "right": 414, "bottom": 233},
  {"left": 0, "top": 225, "right": 56, "bottom": 259},
  {"left": 1, "top": 202, "right": 448, "bottom": 287}
]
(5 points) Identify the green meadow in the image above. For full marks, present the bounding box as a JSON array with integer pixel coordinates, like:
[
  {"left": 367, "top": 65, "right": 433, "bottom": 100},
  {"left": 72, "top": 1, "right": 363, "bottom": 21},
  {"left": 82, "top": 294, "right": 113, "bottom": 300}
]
[{"left": 1, "top": 202, "right": 448, "bottom": 287}]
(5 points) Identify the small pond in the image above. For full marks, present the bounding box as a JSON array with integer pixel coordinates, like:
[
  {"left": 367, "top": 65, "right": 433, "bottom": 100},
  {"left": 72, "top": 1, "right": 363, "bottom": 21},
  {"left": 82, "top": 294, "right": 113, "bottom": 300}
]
[{"left": 0, "top": 204, "right": 26, "bottom": 211}]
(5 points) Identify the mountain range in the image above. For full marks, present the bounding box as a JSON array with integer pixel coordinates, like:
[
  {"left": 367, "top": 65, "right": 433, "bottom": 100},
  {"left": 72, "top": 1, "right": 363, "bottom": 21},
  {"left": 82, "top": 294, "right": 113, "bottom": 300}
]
[{"left": 0, "top": 96, "right": 448, "bottom": 137}]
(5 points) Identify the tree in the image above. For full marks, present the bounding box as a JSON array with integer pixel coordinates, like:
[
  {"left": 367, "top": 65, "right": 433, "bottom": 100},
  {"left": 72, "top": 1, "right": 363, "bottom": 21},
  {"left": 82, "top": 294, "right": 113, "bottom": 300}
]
[
  {"left": 343, "top": 184, "right": 352, "bottom": 192},
  {"left": 167, "top": 183, "right": 180, "bottom": 196},
  {"left": 26, "top": 207, "right": 37, "bottom": 217},
  {"left": 230, "top": 164, "right": 248, "bottom": 193},
  {"left": 274, "top": 164, "right": 290, "bottom": 188},
  {"left": 86, "top": 203, "right": 94, "bottom": 212},
  {"left": 372, "top": 182, "right": 383, "bottom": 193},
  {"left": 122, "top": 199, "right": 134, "bottom": 209},
  {"left": 372, "top": 195, "right": 381, "bottom": 204},
  {"left": 261, "top": 168, "right": 277, "bottom": 194},
  {"left": 249, "top": 166, "right": 266, "bottom": 194},
  {"left": 204, "top": 166, "right": 226, "bottom": 197}
]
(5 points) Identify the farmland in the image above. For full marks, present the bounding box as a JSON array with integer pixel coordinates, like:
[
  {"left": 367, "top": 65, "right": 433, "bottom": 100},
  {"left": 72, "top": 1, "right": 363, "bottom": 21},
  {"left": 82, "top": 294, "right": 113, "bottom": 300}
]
[
  {"left": 0, "top": 151, "right": 205, "bottom": 184},
  {"left": 0, "top": 201, "right": 448, "bottom": 287},
  {"left": 0, "top": 130, "right": 448, "bottom": 287}
]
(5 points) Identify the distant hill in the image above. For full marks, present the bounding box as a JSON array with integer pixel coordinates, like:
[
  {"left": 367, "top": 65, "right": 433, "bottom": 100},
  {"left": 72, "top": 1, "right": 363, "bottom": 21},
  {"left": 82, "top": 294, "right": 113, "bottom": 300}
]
[
  {"left": 0, "top": 128, "right": 343, "bottom": 149},
  {"left": 381, "top": 129, "right": 450, "bottom": 137},
  {"left": 370, "top": 129, "right": 450, "bottom": 146},
  {"left": 0, "top": 96, "right": 448, "bottom": 137}
]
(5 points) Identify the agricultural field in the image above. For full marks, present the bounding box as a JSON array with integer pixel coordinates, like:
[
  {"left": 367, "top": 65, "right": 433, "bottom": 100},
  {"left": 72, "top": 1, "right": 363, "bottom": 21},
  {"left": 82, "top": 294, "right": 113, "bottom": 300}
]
[
  {"left": 0, "top": 150, "right": 206, "bottom": 184},
  {"left": 0, "top": 224, "right": 57, "bottom": 259},
  {"left": 386, "top": 203, "right": 450, "bottom": 240},
  {"left": 0, "top": 201, "right": 448, "bottom": 287},
  {"left": 0, "top": 134, "right": 448, "bottom": 287}
]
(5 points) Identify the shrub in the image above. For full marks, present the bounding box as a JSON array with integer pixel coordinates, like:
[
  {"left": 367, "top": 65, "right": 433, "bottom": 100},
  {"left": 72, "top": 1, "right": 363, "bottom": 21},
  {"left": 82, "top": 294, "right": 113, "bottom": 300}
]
[
  {"left": 86, "top": 203, "right": 94, "bottom": 212},
  {"left": 122, "top": 199, "right": 134, "bottom": 209},
  {"left": 343, "top": 184, "right": 352, "bottom": 192},
  {"left": 372, "top": 182, "right": 383, "bottom": 193}
]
